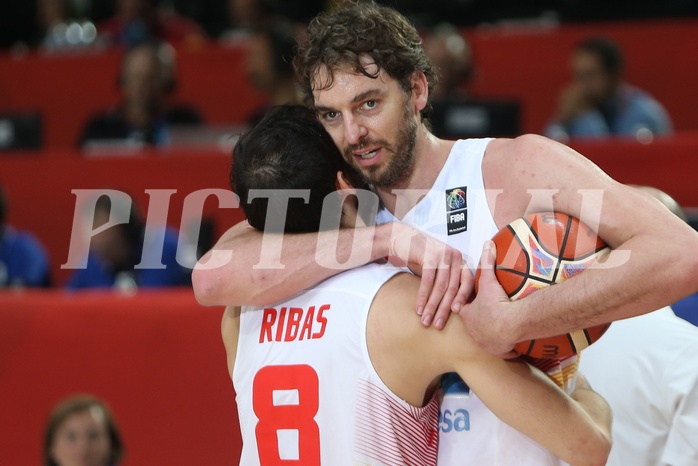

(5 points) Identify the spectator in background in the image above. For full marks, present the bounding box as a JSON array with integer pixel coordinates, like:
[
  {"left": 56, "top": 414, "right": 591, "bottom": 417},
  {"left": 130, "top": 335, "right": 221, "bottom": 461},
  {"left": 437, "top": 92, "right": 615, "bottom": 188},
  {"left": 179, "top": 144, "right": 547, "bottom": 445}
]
[
  {"left": 220, "top": 0, "right": 272, "bottom": 42},
  {"left": 98, "top": 0, "right": 205, "bottom": 48},
  {"left": 579, "top": 185, "right": 698, "bottom": 466},
  {"left": 45, "top": 395, "right": 124, "bottom": 466},
  {"left": 422, "top": 23, "right": 473, "bottom": 99},
  {"left": 79, "top": 42, "right": 202, "bottom": 148},
  {"left": 66, "top": 194, "right": 191, "bottom": 291},
  {"left": 546, "top": 37, "right": 673, "bottom": 142},
  {"left": 0, "top": 184, "right": 51, "bottom": 288},
  {"left": 422, "top": 23, "right": 521, "bottom": 139},
  {"left": 244, "top": 20, "right": 301, "bottom": 127}
]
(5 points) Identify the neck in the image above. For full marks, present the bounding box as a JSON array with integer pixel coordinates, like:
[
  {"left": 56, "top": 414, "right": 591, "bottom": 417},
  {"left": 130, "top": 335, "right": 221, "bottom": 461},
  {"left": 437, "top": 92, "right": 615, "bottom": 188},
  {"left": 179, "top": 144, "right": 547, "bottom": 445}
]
[{"left": 376, "top": 126, "right": 456, "bottom": 219}]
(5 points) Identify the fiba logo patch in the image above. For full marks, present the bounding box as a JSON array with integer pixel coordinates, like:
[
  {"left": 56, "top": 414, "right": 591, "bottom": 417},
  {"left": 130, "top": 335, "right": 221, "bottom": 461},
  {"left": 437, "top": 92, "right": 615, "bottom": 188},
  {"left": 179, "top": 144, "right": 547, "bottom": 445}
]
[
  {"left": 447, "top": 188, "right": 466, "bottom": 210},
  {"left": 445, "top": 186, "right": 468, "bottom": 235}
]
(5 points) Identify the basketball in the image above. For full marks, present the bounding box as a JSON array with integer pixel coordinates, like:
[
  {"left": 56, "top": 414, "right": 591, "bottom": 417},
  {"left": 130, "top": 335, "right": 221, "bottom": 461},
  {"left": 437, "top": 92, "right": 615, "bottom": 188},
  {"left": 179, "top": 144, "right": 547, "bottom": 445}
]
[{"left": 481, "top": 212, "right": 612, "bottom": 359}]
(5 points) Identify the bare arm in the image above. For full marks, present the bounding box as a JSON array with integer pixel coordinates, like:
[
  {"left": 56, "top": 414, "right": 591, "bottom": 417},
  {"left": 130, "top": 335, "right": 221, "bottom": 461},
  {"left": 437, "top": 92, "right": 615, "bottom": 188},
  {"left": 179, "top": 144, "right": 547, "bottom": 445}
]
[
  {"left": 569, "top": 372, "right": 613, "bottom": 450},
  {"left": 370, "top": 273, "right": 611, "bottom": 466},
  {"left": 221, "top": 305, "right": 241, "bottom": 378},
  {"left": 461, "top": 134, "right": 698, "bottom": 354},
  {"left": 194, "top": 220, "right": 471, "bottom": 325},
  {"left": 194, "top": 220, "right": 389, "bottom": 306}
]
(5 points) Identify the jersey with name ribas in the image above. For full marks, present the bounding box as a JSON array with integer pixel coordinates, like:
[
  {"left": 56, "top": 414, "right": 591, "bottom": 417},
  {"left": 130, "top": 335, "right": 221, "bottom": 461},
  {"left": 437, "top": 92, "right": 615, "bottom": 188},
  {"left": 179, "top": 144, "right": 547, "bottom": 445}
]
[{"left": 234, "top": 263, "right": 440, "bottom": 465}]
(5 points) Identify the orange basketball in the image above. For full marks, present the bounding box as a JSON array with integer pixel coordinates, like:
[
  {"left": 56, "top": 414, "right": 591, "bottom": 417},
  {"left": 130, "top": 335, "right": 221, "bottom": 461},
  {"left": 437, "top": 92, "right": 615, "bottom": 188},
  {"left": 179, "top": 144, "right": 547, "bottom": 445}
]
[{"left": 482, "top": 212, "right": 612, "bottom": 359}]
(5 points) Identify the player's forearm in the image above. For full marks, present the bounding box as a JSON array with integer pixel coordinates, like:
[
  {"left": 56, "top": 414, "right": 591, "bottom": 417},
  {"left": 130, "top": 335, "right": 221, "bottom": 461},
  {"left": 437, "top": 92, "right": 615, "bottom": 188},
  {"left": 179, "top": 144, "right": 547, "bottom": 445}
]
[
  {"left": 193, "top": 223, "right": 392, "bottom": 306},
  {"left": 467, "top": 359, "right": 610, "bottom": 466},
  {"left": 509, "top": 230, "right": 698, "bottom": 342},
  {"left": 569, "top": 374, "right": 613, "bottom": 452}
]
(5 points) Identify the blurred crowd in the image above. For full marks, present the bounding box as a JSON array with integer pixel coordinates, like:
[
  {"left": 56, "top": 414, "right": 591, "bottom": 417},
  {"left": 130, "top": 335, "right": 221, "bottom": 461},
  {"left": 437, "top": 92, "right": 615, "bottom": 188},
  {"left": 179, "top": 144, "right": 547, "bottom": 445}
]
[
  {"left": 0, "top": 0, "right": 325, "bottom": 51},
  {"left": 3, "top": 0, "right": 698, "bottom": 51}
]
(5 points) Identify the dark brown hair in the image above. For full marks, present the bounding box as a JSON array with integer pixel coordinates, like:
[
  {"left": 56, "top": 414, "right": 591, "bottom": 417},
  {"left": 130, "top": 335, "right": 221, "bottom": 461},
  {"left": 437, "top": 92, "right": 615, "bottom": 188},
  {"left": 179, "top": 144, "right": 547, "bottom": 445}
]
[
  {"left": 294, "top": 0, "right": 438, "bottom": 122},
  {"left": 231, "top": 105, "right": 369, "bottom": 233},
  {"left": 44, "top": 395, "right": 124, "bottom": 466},
  {"left": 576, "top": 37, "right": 625, "bottom": 77}
]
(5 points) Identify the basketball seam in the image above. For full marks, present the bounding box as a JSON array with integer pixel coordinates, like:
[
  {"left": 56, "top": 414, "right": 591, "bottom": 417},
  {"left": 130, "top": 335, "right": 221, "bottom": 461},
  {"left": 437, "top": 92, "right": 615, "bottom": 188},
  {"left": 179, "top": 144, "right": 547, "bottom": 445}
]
[
  {"left": 504, "top": 224, "right": 531, "bottom": 298},
  {"left": 523, "top": 214, "right": 561, "bottom": 257},
  {"left": 552, "top": 214, "right": 572, "bottom": 283},
  {"left": 560, "top": 245, "right": 609, "bottom": 262},
  {"left": 496, "top": 267, "right": 554, "bottom": 285}
]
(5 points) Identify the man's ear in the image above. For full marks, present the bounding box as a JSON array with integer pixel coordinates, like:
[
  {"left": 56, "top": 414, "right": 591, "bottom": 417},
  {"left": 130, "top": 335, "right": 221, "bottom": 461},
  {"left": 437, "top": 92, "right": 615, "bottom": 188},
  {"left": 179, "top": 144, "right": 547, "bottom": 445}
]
[
  {"left": 411, "top": 70, "right": 429, "bottom": 113},
  {"left": 335, "top": 171, "right": 356, "bottom": 193}
]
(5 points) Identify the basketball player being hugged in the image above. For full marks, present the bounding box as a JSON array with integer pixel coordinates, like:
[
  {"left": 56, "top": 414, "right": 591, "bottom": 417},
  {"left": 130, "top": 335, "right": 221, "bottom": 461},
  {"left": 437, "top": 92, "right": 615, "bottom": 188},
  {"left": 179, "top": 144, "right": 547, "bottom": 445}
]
[
  {"left": 224, "top": 104, "right": 611, "bottom": 465},
  {"left": 194, "top": 1, "right": 698, "bottom": 464}
]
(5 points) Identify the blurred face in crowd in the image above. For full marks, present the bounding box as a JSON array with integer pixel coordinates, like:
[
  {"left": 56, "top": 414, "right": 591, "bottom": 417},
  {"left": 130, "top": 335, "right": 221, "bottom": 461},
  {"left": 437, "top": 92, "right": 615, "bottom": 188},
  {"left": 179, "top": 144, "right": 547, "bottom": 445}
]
[
  {"left": 228, "top": 0, "right": 265, "bottom": 26},
  {"left": 49, "top": 407, "right": 112, "bottom": 466},
  {"left": 91, "top": 206, "right": 132, "bottom": 268},
  {"left": 572, "top": 49, "right": 617, "bottom": 106},
  {"left": 118, "top": 0, "right": 154, "bottom": 21},
  {"left": 423, "top": 32, "right": 471, "bottom": 98},
  {"left": 245, "top": 33, "right": 275, "bottom": 92},
  {"left": 121, "top": 46, "right": 165, "bottom": 114},
  {"left": 38, "top": 0, "right": 67, "bottom": 29}
]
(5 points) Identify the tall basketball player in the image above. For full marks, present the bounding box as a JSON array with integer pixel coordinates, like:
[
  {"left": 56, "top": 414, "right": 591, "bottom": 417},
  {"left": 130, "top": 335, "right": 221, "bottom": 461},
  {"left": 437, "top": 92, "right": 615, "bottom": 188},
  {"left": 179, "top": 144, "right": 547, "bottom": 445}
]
[
  {"left": 194, "top": 1, "right": 698, "bottom": 356},
  {"left": 225, "top": 105, "right": 611, "bottom": 465}
]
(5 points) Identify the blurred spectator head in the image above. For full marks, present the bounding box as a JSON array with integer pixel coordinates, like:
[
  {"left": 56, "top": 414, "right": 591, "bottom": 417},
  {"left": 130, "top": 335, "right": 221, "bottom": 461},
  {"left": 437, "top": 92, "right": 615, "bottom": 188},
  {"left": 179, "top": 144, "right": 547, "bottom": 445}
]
[
  {"left": 423, "top": 23, "right": 473, "bottom": 98},
  {"left": 100, "top": 0, "right": 205, "bottom": 47},
  {"left": 38, "top": 0, "right": 70, "bottom": 30},
  {"left": 572, "top": 37, "right": 625, "bottom": 106},
  {"left": 120, "top": 41, "right": 177, "bottom": 113},
  {"left": 44, "top": 395, "right": 124, "bottom": 466},
  {"left": 116, "top": 0, "right": 159, "bottom": 23},
  {"left": 90, "top": 194, "right": 144, "bottom": 269},
  {"left": 228, "top": 0, "right": 270, "bottom": 29},
  {"left": 245, "top": 20, "right": 296, "bottom": 93}
]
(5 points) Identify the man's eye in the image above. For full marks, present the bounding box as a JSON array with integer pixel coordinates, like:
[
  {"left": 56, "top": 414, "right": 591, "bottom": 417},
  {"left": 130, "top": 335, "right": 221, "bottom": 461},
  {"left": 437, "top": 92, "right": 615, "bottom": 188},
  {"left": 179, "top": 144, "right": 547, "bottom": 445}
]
[
  {"left": 324, "top": 111, "right": 339, "bottom": 121},
  {"left": 364, "top": 100, "right": 377, "bottom": 109}
]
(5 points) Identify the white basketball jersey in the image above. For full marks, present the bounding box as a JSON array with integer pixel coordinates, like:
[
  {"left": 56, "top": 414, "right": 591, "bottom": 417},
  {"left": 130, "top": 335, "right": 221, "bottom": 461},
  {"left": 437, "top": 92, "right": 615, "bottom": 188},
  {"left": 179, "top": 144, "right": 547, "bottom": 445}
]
[
  {"left": 378, "top": 138, "right": 570, "bottom": 465},
  {"left": 233, "top": 263, "right": 440, "bottom": 465}
]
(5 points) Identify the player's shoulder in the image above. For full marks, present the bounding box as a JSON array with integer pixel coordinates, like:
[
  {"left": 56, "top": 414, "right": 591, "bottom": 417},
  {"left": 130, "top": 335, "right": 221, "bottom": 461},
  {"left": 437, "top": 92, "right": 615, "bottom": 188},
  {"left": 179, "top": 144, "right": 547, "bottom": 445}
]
[
  {"left": 373, "top": 269, "right": 418, "bottom": 298},
  {"left": 370, "top": 271, "right": 421, "bottom": 330},
  {"left": 485, "top": 134, "right": 563, "bottom": 162},
  {"left": 484, "top": 133, "right": 593, "bottom": 185}
]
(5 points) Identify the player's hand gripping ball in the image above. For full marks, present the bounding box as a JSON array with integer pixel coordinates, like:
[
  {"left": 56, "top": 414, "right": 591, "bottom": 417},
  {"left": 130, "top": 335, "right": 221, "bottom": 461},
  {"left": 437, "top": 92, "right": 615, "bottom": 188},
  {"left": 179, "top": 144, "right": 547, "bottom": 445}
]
[{"left": 477, "top": 212, "right": 612, "bottom": 359}]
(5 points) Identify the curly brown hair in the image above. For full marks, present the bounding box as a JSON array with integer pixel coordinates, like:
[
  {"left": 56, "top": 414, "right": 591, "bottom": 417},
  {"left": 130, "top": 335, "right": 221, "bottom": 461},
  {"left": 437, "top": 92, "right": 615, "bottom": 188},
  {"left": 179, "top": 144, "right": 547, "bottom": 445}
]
[{"left": 294, "top": 1, "right": 438, "bottom": 123}]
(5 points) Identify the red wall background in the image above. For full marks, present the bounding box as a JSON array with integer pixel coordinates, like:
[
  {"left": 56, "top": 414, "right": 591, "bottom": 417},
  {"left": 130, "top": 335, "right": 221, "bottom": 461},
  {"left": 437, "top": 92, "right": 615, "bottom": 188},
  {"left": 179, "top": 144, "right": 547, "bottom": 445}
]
[{"left": 0, "top": 290, "right": 241, "bottom": 465}]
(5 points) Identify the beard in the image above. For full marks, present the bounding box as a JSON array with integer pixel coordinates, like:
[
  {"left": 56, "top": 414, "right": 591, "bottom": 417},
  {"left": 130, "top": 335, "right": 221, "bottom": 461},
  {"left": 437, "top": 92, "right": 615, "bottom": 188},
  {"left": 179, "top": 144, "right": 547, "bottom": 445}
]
[{"left": 343, "top": 102, "right": 418, "bottom": 188}]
